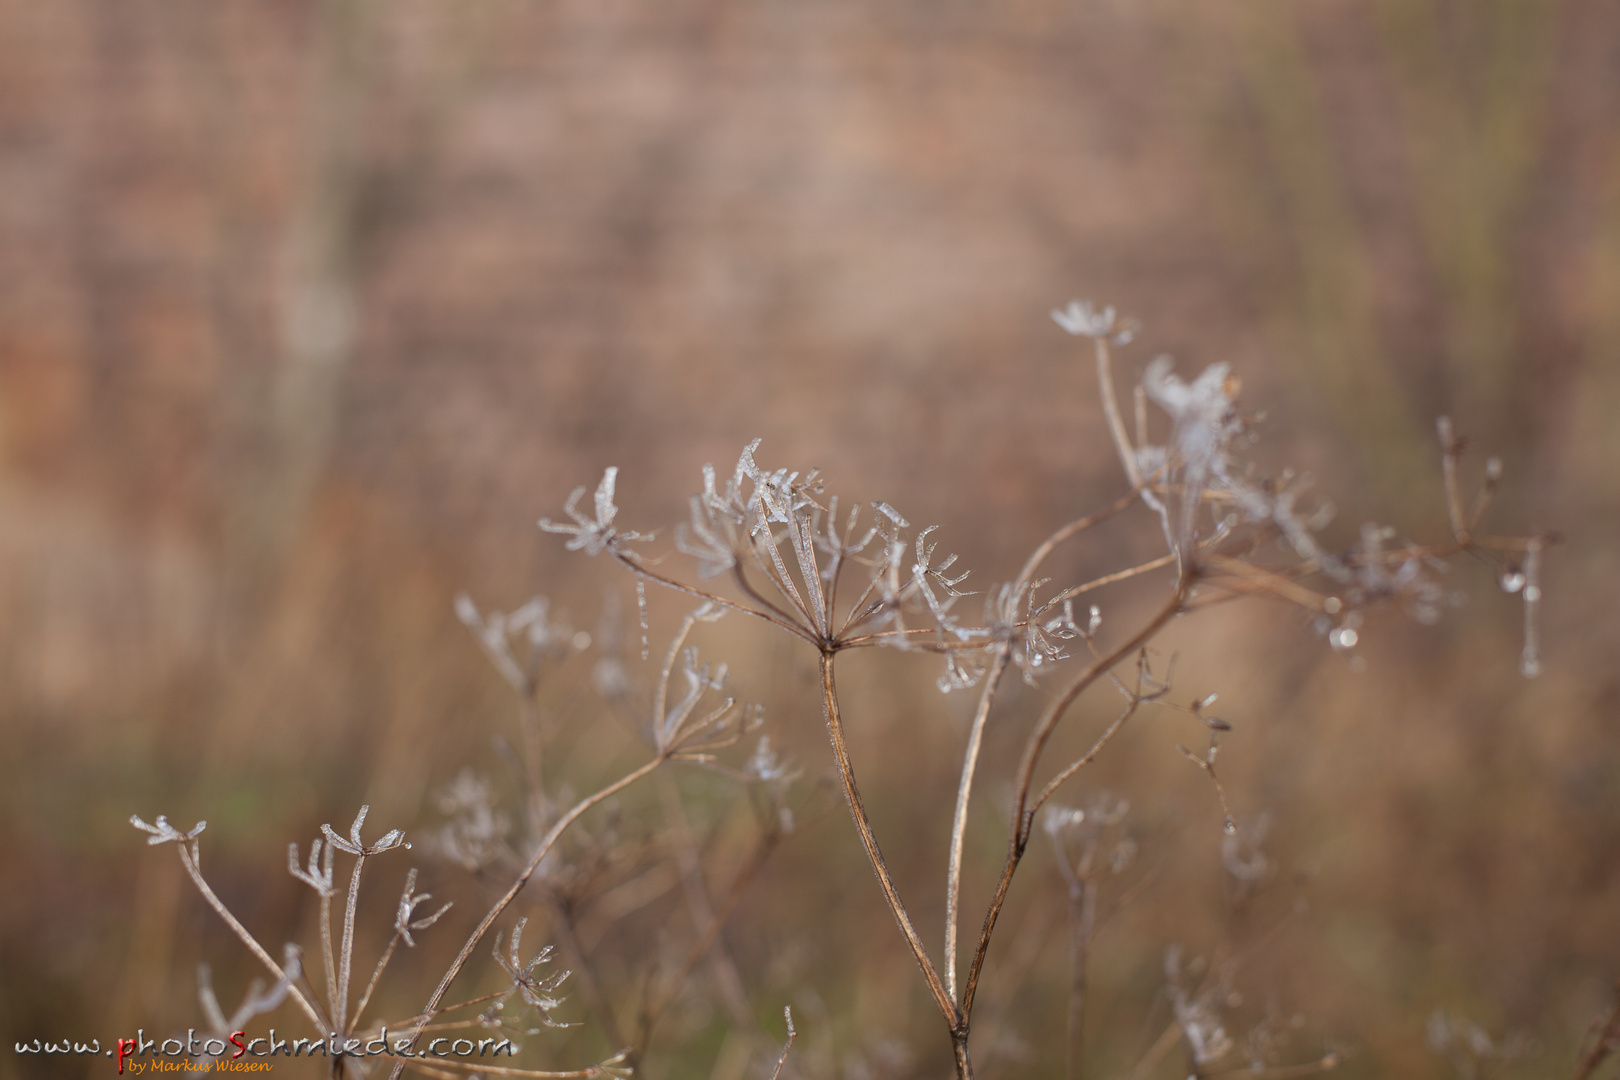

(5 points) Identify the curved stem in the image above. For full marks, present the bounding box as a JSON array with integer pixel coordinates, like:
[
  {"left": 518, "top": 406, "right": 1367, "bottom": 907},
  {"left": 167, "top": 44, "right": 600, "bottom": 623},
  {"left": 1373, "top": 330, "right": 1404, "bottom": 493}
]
[
  {"left": 612, "top": 552, "right": 817, "bottom": 644},
  {"left": 960, "top": 576, "right": 1188, "bottom": 1019},
  {"left": 1014, "top": 484, "right": 1144, "bottom": 590},
  {"left": 732, "top": 559, "right": 803, "bottom": 627},
  {"left": 1047, "top": 553, "right": 1177, "bottom": 606},
  {"left": 944, "top": 646, "right": 1011, "bottom": 1005},
  {"left": 175, "top": 843, "right": 329, "bottom": 1031},
  {"left": 818, "top": 651, "right": 956, "bottom": 1025},
  {"left": 1093, "top": 336, "right": 1143, "bottom": 491},
  {"left": 388, "top": 755, "right": 666, "bottom": 1080}
]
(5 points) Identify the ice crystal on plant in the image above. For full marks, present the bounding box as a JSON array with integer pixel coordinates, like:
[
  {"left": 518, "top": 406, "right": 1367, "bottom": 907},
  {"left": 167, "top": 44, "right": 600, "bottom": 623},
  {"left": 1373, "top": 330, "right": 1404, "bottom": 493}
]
[
  {"left": 321, "top": 804, "right": 407, "bottom": 857},
  {"left": 540, "top": 467, "right": 646, "bottom": 555},
  {"left": 494, "top": 917, "right": 575, "bottom": 1028},
  {"left": 393, "top": 868, "right": 452, "bottom": 947},
  {"left": 131, "top": 814, "right": 206, "bottom": 846},
  {"left": 1051, "top": 299, "right": 1136, "bottom": 344}
]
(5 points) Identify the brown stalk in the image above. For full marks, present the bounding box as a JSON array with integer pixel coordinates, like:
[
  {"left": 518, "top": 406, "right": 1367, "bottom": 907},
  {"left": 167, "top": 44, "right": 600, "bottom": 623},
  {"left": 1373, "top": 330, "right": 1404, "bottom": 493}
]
[
  {"left": 960, "top": 574, "right": 1190, "bottom": 1020},
  {"left": 173, "top": 842, "right": 330, "bottom": 1032},
  {"left": 612, "top": 552, "right": 817, "bottom": 644},
  {"left": 943, "top": 647, "right": 1013, "bottom": 1006},
  {"left": 818, "top": 651, "right": 957, "bottom": 1025},
  {"left": 1572, "top": 982, "right": 1620, "bottom": 1080}
]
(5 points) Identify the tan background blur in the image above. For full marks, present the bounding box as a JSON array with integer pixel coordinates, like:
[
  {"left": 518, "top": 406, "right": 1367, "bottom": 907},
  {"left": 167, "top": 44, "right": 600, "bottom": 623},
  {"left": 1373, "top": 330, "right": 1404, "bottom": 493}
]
[{"left": 2, "top": 1, "right": 1618, "bottom": 1077}]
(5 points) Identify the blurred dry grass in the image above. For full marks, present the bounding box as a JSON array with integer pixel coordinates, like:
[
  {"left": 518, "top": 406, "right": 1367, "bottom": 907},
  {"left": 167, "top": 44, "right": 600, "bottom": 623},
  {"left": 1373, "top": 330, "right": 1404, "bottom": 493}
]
[{"left": 2, "top": 1, "right": 1619, "bottom": 1077}]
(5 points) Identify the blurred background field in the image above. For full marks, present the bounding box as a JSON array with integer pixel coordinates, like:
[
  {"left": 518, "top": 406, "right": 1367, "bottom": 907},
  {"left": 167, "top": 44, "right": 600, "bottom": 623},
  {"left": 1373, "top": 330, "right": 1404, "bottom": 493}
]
[{"left": 2, "top": 1, "right": 1619, "bottom": 1077}]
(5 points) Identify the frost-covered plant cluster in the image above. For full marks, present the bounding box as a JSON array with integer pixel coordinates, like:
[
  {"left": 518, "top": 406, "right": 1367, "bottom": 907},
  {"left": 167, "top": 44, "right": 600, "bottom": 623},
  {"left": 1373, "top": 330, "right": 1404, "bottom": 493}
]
[{"left": 132, "top": 301, "right": 1543, "bottom": 1080}]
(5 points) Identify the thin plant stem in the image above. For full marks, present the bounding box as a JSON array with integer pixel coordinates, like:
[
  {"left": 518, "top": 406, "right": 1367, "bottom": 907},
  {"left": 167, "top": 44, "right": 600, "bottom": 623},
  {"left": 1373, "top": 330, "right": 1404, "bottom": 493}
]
[
  {"left": 1031, "top": 697, "right": 1146, "bottom": 829},
  {"left": 750, "top": 525, "right": 815, "bottom": 627},
  {"left": 335, "top": 853, "right": 366, "bottom": 1033},
  {"left": 389, "top": 755, "right": 667, "bottom": 1080},
  {"left": 1014, "top": 481, "right": 1155, "bottom": 589},
  {"left": 350, "top": 930, "right": 401, "bottom": 1036},
  {"left": 612, "top": 552, "right": 817, "bottom": 644},
  {"left": 768, "top": 1007, "right": 797, "bottom": 1080},
  {"left": 817, "top": 651, "right": 956, "bottom": 1025},
  {"left": 1049, "top": 553, "right": 1178, "bottom": 606},
  {"left": 174, "top": 842, "right": 329, "bottom": 1031},
  {"left": 320, "top": 848, "right": 339, "bottom": 1025},
  {"left": 944, "top": 646, "right": 1012, "bottom": 1005},
  {"left": 1572, "top": 981, "right": 1620, "bottom": 1080},
  {"left": 1064, "top": 874, "right": 1097, "bottom": 1080},
  {"left": 961, "top": 576, "right": 1189, "bottom": 1019},
  {"left": 1093, "top": 336, "right": 1142, "bottom": 491},
  {"left": 1438, "top": 417, "right": 1468, "bottom": 540},
  {"left": 732, "top": 562, "right": 810, "bottom": 639}
]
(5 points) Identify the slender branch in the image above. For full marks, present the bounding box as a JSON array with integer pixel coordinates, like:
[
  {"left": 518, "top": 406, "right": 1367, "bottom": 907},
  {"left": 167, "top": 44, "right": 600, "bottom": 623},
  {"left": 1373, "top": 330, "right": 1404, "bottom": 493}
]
[
  {"left": 1014, "top": 484, "right": 1146, "bottom": 588},
  {"left": 1437, "top": 417, "right": 1468, "bottom": 541},
  {"left": 789, "top": 516, "right": 830, "bottom": 638},
  {"left": 961, "top": 577, "right": 1189, "bottom": 1018},
  {"left": 612, "top": 552, "right": 817, "bottom": 643},
  {"left": 1094, "top": 336, "right": 1143, "bottom": 490},
  {"left": 945, "top": 647, "right": 1012, "bottom": 1005},
  {"left": 749, "top": 525, "right": 815, "bottom": 627},
  {"left": 768, "top": 1007, "right": 797, "bottom": 1080},
  {"left": 1048, "top": 553, "right": 1178, "bottom": 607},
  {"left": 1199, "top": 555, "right": 1337, "bottom": 613},
  {"left": 173, "top": 843, "right": 329, "bottom": 1031},
  {"left": 351, "top": 931, "right": 401, "bottom": 1036},
  {"left": 335, "top": 854, "right": 366, "bottom": 1033},
  {"left": 1030, "top": 697, "right": 1147, "bottom": 824},
  {"left": 1467, "top": 459, "right": 1502, "bottom": 534},
  {"left": 1573, "top": 981, "right": 1620, "bottom": 1080},
  {"left": 818, "top": 651, "right": 956, "bottom": 1024},
  {"left": 1064, "top": 875, "right": 1097, "bottom": 1080},
  {"left": 320, "top": 844, "right": 338, "bottom": 1026},
  {"left": 389, "top": 755, "right": 667, "bottom": 1080},
  {"left": 731, "top": 562, "right": 811, "bottom": 640},
  {"left": 654, "top": 604, "right": 711, "bottom": 744}
]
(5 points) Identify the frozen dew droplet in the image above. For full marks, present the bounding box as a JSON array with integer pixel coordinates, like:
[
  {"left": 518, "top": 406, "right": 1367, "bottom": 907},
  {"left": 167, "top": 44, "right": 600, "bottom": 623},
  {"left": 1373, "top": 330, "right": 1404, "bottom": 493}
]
[
  {"left": 1323, "top": 596, "right": 1343, "bottom": 614},
  {"left": 1223, "top": 818, "right": 1237, "bottom": 836},
  {"left": 635, "top": 578, "right": 650, "bottom": 661},
  {"left": 1328, "top": 627, "right": 1358, "bottom": 651},
  {"left": 1520, "top": 652, "right": 1542, "bottom": 679},
  {"left": 1499, "top": 570, "right": 1526, "bottom": 594}
]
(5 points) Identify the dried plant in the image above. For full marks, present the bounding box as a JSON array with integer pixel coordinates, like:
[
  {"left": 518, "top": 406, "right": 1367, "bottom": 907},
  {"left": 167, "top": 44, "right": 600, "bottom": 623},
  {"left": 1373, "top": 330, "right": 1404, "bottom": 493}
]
[{"left": 132, "top": 300, "right": 1547, "bottom": 1079}]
